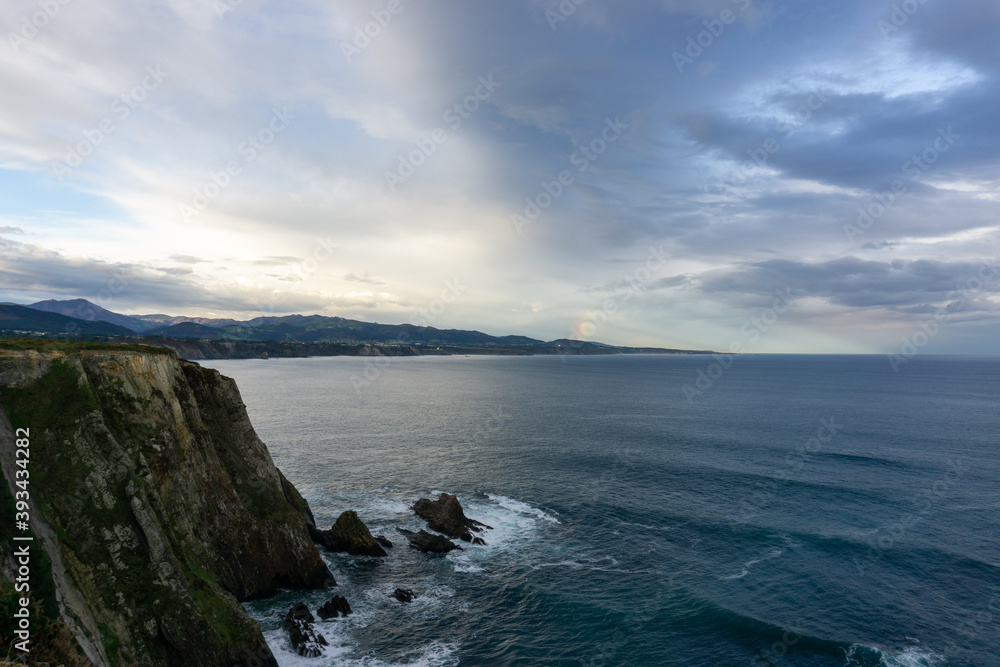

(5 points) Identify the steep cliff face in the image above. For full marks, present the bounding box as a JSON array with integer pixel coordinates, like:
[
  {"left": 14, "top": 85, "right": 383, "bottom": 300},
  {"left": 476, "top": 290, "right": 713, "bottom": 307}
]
[{"left": 0, "top": 344, "right": 334, "bottom": 666}]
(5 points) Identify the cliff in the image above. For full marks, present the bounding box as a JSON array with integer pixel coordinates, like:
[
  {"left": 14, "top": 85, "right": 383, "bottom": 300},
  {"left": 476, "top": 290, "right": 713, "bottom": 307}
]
[{"left": 0, "top": 342, "right": 335, "bottom": 666}]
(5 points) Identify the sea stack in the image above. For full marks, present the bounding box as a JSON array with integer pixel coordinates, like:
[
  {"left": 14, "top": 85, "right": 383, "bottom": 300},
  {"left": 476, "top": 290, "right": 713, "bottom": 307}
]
[{"left": 412, "top": 493, "right": 492, "bottom": 543}]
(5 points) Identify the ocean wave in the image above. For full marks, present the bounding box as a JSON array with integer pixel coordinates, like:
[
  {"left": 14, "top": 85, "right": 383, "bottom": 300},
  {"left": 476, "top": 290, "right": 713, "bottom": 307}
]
[{"left": 664, "top": 594, "right": 942, "bottom": 667}]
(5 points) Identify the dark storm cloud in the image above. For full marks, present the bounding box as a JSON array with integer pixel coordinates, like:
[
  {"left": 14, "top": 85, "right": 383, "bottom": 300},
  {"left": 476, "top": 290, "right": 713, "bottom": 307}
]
[{"left": 699, "top": 256, "right": 1000, "bottom": 310}]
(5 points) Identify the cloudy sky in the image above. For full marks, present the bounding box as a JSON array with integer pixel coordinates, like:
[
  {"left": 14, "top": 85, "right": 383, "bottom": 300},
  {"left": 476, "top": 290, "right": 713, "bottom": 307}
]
[{"left": 1, "top": 0, "right": 998, "bottom": 353}]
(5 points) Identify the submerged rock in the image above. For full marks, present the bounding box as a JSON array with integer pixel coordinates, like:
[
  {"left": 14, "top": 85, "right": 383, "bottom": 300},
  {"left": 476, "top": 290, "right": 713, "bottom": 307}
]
[
  {"left": 375, "top": 535, "right": 393, "bottom": 549},
  {"left": 396, "top": 528, "right": 462, "bottom": 553},
  {"left": 313, "top": 510, "right": 388, "bottom": 557},
  {"left": 390, "top": 588, "right": 415, "bottom": 603},
  {"left": 317, "top": 595, "right": 352, "bottom": 619},
  {"left": 282, "top": 603, "right": 328, "bottom": 657},
  {"left": 412, "top": 493, "right": 492, "bottom": 543}
]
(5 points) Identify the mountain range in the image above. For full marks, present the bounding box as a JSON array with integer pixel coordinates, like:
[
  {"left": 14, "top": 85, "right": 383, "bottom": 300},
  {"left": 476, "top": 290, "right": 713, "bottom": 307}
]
[{"left": 0, "top": 298, "right": 708, "bottom": 355}]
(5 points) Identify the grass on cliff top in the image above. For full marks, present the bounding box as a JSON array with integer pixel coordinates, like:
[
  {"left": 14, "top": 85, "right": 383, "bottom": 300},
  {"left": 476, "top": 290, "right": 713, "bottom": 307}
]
[
  {"left": 0, "top": 358, "right": 100, "bottom": 432},
  {"left": 0, "top": 338, "right": 175, "bottom": 355}
]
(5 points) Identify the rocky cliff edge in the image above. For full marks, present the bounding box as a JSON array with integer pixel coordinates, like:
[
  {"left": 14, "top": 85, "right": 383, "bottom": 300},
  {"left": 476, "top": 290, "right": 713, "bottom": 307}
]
[{"left": 0, "top": 343, "right": 335, "bottom": 666}]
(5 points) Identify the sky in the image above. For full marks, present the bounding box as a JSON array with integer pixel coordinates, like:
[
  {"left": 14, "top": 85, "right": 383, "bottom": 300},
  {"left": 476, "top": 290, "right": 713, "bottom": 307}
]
[{"left": 1, "top": 0, "right": 998, "bottom": 354}]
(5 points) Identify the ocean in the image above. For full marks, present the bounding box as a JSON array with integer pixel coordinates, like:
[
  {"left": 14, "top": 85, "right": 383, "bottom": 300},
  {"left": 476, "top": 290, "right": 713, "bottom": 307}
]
[{"left": 201, "top": 354, "right": 1000, "bottom": 667}]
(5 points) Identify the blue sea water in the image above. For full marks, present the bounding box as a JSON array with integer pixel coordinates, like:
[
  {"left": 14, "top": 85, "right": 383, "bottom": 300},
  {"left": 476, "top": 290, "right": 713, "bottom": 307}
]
[{"left": 202, "top": 354, "right": 1000, "bottom": 667}]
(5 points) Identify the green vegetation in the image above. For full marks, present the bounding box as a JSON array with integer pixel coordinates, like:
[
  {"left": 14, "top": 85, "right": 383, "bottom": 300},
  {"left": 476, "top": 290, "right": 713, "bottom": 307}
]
[
  {"left": 0, "top": 358, "right": 98, "bottom": 433},
  {"left": 0, "top": 465, "right": 82, "bottom": 664},
  {"left": 0, "top": 466, "right": 59, "bottom": 619},
  {"left": 98, "top": 622, "right": 122, "bottom": 667},
  {"left": 0, "top": 338, "right": 174, "bottom": 354}
]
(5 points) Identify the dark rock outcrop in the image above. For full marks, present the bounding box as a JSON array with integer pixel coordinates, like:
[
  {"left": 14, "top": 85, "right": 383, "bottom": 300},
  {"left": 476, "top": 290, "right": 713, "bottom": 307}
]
[
  {"left": 396, "top": 528, "right": 462, "bottom": 553},
  {"left": 375, "top": 535, "right": 393, "bottom": 549},
  {"left": 282, "top": 603, "right": 328, "bottom": 657},
  {"left": 412, "top": 493, "right": 492, "bottom": 543},
  {"left": 317, "top": 595, "right": 352, "bottom": 620},
  {"left": 312, "top": 510, "right": 388, "bottom": 557},
  {"left": 390, "top": 588, "right": 415, "bottom": 603},
  {"left": 0, "top": 344, "right": 336, "bottom": 666}
]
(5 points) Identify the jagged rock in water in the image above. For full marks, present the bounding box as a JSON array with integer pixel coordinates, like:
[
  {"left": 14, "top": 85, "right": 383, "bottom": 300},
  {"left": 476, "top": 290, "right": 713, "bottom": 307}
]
[
  {"left": 312, "top": 510, "right": 387, "bottom": 557},
  {"left": 0, "top": 344, "right": 335, "bottom": 666},
  {"left": 375, "top": 535, "right": 393, "bottom": 549},
  {"left": 390, "top": 587, "right": 415, "bottom": 603},
  {"left": 317, "top": 595, "right": 353, "bottom": 619},
  {"left": 396, "top": 528, "right": 462, "bottom": 553},
  {"left": 282, "top": 603, "right": 328, "bottom": 657},
  {"left": 412, "top": 493, "right": 492, "bottom": 543},
  {"left": 285, "top": 602, "right": 315, "bottom": 624}
]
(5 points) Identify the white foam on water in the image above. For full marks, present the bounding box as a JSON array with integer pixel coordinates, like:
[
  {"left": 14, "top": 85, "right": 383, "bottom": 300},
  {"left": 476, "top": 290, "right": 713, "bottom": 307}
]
[
  {"left": 719, "top": 543, "right": 788, "bottom": 581},
  {"left": 843, "top": 644, "right": 944, "bottom": 667},
  {"left": 441, "top": 493, "right": 560, "bottom": 574},
  {"left": 257, "top": 492, "right": 560, "bottom": 663},
  {"left": 363, "top": 582, "right": 457, "bottom": 611},
  {"left": 880, "top": 646, "right": 945, "bottom": 667},
  {"left": 620, "top": 520, "right": 677, "bottom": 532},
  {"left": 452, "top": 563, "right": 486, "bottom": 573},
  {"left": 486, "top": 493, "right": 561, "bottom": 524},
  {"left": 531, "top": 555, "right": 626, "bottom": 573},
  {"left": 264, "top": 622, "right": 458, "bottom": 667}
]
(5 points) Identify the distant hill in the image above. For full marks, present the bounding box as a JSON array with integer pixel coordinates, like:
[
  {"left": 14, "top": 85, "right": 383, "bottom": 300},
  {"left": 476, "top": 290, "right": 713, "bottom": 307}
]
[
  {"left": 28, "top": 298, "right": 148, "bottom": 331},
  {"left": 133, "top": 314, "right": 239, "bottom": 329},
  {"left": 19, "top": 301, "right": 544, "bottom": 346},
  {"left": 217, "top": 314, "right": 546, "bottom": 346},
  {"left": 0, "top": 304, "right": 136, "bottom": 336},
  {"left": 144, "top": 322, "right": 241, "bottom": 340}
]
